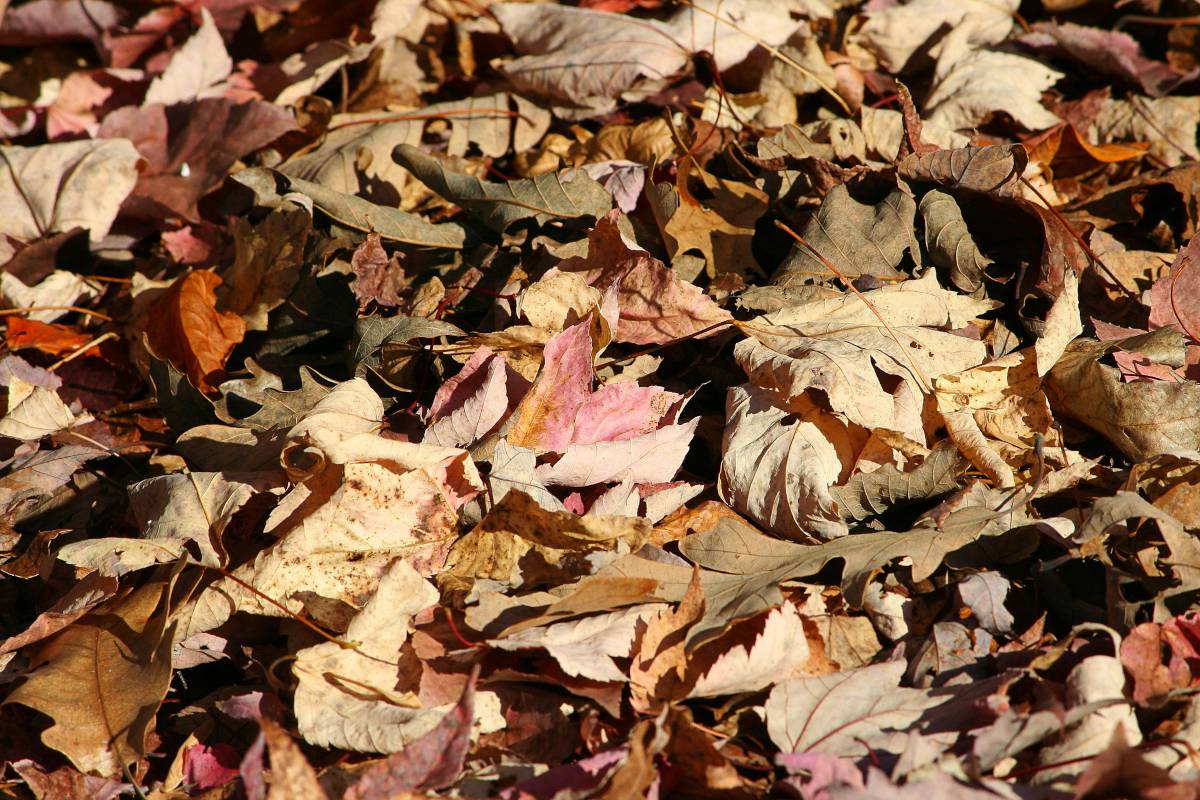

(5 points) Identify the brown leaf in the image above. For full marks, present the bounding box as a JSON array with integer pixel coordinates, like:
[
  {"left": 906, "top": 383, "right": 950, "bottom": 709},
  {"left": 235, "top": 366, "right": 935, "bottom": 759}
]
[
  {"left": 898, "top": 145, "right": 1027, "bottom": 197},
  {"left": 1047, "top": 334, "right": 1200, "bottom": 461},
  {"left": 4, "top": 579, "right": 178, "bottom": 776},
  {"left": 771, "top": 183, "right": 918, "bottom": 285},
  {"left": 145, "top": 269, "right": 246, "bottom": 394}
]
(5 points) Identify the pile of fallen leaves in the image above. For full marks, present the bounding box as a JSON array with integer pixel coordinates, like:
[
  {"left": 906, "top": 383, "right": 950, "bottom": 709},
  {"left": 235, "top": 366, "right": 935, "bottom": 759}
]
[{"left": 6, "top": 0, "right": 1200, "bottom": 797}]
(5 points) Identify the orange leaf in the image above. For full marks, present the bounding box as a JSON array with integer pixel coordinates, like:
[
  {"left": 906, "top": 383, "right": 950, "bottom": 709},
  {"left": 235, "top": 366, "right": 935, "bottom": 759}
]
[
  {"left": 5, "top": 318, "right": 91, "bottom": 357},
  {"left": 145, "top": 270, "right": 245, "bottom": 393}
]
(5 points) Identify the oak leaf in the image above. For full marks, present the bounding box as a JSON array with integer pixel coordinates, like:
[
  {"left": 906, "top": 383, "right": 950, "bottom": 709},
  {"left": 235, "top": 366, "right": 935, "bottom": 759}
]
[{"left": 145, "top": 270, "right": 246, "bottom": 394}]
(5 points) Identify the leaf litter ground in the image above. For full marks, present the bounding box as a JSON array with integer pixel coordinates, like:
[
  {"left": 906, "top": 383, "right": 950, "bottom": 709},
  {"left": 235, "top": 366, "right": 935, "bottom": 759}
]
[{"left": 4, "top": 0, "right": 1200, "bottom": 798}]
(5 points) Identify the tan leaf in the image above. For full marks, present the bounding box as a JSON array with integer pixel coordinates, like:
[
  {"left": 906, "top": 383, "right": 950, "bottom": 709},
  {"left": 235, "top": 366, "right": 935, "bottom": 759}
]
[
  {"left": 629, "top": 567, "right": 705, "bottom": 712},
  {"left": 441, "top": 489, "right": 649, "bottom": 593},
  {"left": 145, "top": 270, "right": 247, "bottom": 394},
  {"left": 687, "top": 602, "right": 812, "bottom": 698},
  {"left": 0, "top": 378, "right": 81, "bottom": 441},
  {"left": 0, "top": 139, "right": 141, "bottom": 244},
  {"left": 292, "top": 561, "right": 442, "bottom": 752}
]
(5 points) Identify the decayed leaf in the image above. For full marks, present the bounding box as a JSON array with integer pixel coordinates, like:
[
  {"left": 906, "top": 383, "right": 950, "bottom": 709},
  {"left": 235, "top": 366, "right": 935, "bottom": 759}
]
[
  {"left": 393, "top": 144, "right": 612, "bottom": 232},
  {"left": 765, "top": 661, "right": 947, "bottom": 757},
  {"left": 145, "top": 270, "right": 247, "bottom": 394},
  {"left": 292, "top": 560, "right": 437, "bottom": 752},
  {"left": 772, "top": 184, "right": 918, "bottom": 285},
  {"left": 343, "top": 669, "right": 478, "bottom": 799},
  {"left": 925, "top": 38, "right": 1063, "bottom": 132},
  {"left": 718, "top": 385, "right": 848, "bottom": 541},
  {"left": 4, "top": 579, "right": 179, "bottom": 776},
  {"left": 556, "top": 213, "right": 733, "bottom": 345},
  {"left": 0, "top": 138, "right": 140, "bottom": 243},
  {"left": 736, "top": 272, "right": 993, "bottom": 435},
  {"left": 1047, "top": 334, "right": 1200, "bottom": 461}
]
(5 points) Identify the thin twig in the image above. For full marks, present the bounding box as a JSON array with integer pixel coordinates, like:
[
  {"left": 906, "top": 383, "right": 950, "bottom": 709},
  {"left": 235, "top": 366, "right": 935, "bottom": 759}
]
[
  {"left": 0, "top": 306, "right": 114, "bottom": 322},
  {"left": 48, "top": 331, "right": 117, "bottom": 371}
]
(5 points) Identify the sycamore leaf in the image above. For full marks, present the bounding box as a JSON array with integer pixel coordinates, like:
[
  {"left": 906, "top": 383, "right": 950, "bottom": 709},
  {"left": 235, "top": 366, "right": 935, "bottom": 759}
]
[
  {"left": 0, "top": 139, "right": 140, "bottom": 243},
  {"left": 392, "top": 144, "right": 612, "bottom": 232},
  {"left": 764, "top": 661, "right": 948, "bottom": 757}
]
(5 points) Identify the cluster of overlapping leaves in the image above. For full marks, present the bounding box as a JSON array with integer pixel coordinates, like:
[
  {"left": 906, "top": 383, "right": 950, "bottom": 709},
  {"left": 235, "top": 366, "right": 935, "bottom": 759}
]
[{"left": 4, "top": 0, "right": 1200, "bottom": 798}]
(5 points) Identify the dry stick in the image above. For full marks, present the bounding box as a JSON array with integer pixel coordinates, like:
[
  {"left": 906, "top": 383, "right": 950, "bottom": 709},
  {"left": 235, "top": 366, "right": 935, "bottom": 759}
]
[
  {"left": 1017, "top": 175, "right": 1136, "bottom": 299},
  {"left": 48, "top": 331, "right": 117, "bottom": 371},
  {"left": 772, "top": 220, "right": 934, "bottom": 393},
  {"left": 0, "top": 305, "right": 113, "bottom": 322},
  {"left": 327, "top": 108, "right": 524, "bottom": 132}
]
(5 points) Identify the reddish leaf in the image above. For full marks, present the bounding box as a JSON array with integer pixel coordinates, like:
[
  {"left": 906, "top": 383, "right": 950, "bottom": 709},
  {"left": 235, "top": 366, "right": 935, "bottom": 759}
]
[{"left": 343, "top": 668, "right": 478, "bottom": 799}]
